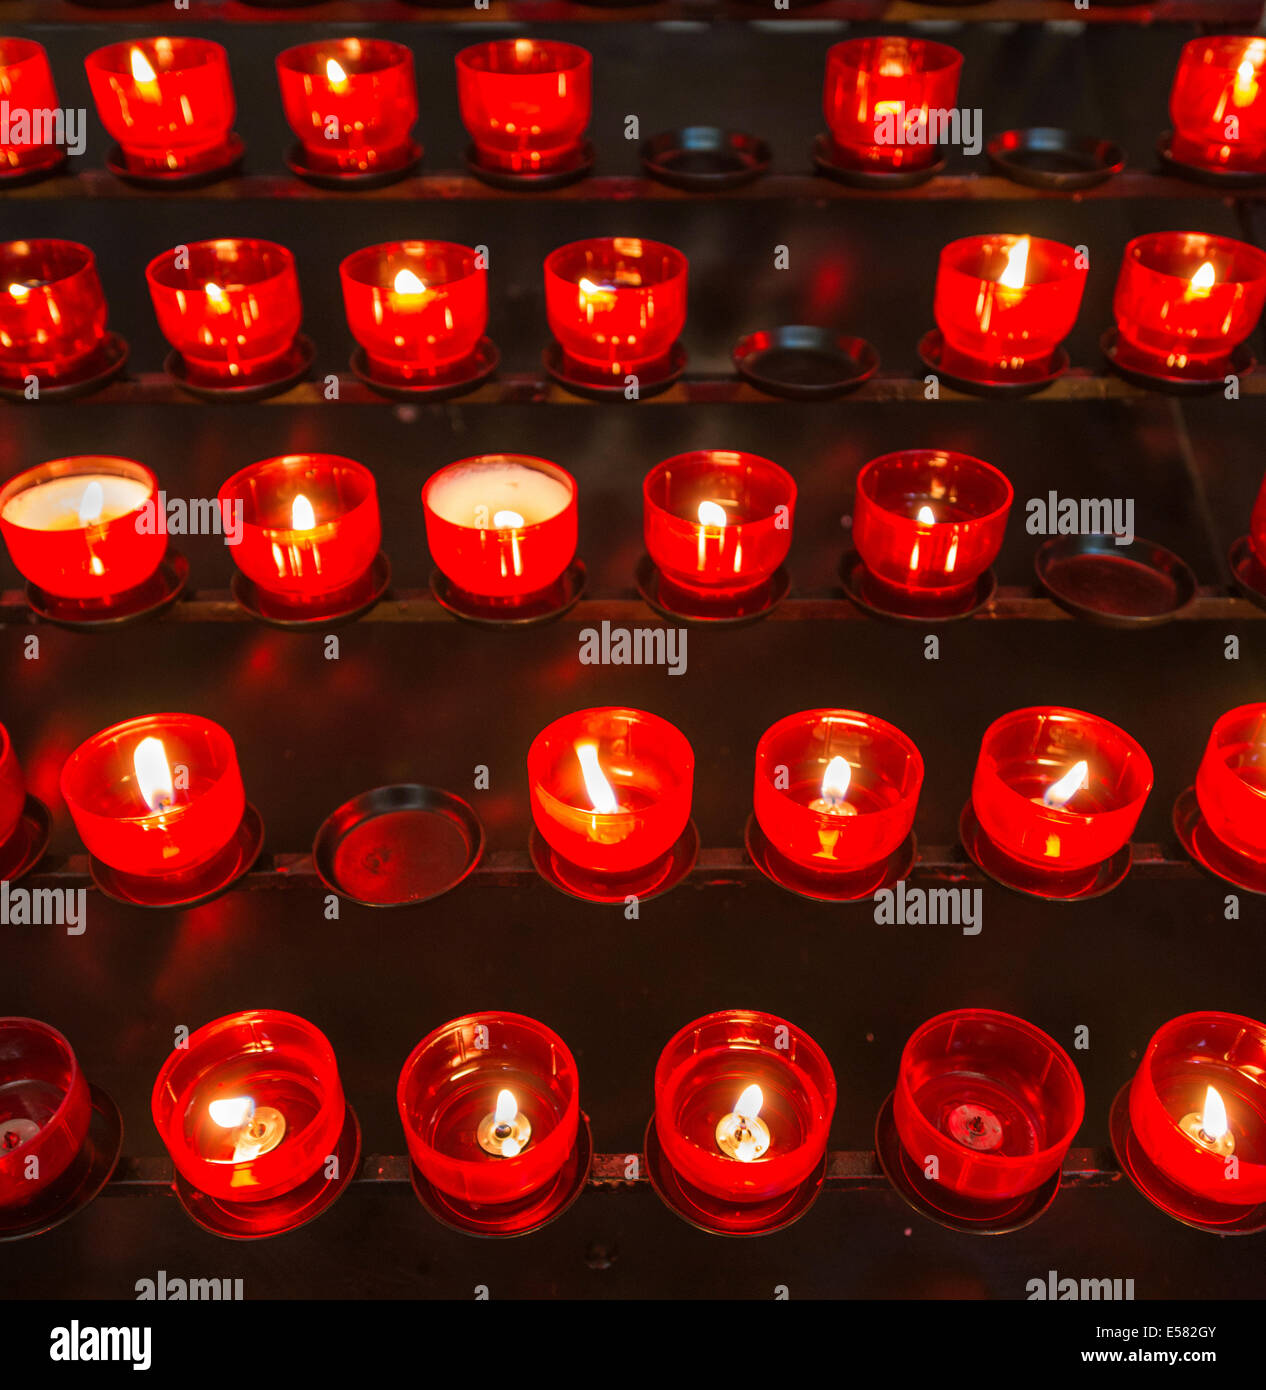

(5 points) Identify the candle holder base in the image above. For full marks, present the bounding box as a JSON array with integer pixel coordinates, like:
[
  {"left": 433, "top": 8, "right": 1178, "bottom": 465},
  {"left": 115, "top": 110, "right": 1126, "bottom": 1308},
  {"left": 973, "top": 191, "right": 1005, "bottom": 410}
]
[
  {"left": 874, "top": 1091, "right": 1060, "bottom": 1235},
  {"left": 349, "top": 339, "right": 499, "bottom": 401},
  {"left": 1109, "top": 1083, "right": 1266, "bottom": 1234},
  {"left": 732, "top": 326, "right": 879, "bottom": 400},
  {"left": 430, "top": 559, "right": 586, "bottom": 627},
  {"left": 644, "top": 1116, "right": 826, "bottom": 1236},
  {"left": 0, "top": 331, "right": 129, "bottom": 403},
  {"left": 918, "top": 329, "right": 1069, "bottom": 397},
  {"left": 1034, "top": 534, "right": 1196, "bottom": 628},
  {"left": 1173, "top": 784, "right": 1266, "bottom": 896},
  {"left": 959, "top": 799, "right": 1132, "bottom": 901},
  {"left": 173, "top": 1104, "right": 361, "bottom": 1240},
  {"left": 313, "top": 783, "right": 485, "bottom": 907},
  {"left": 529, "top": 820, "right": 698, "bottom": 903},
  {"left": 231, "top": 551, "right": 391, "bottom": 628},
  {"left": 1228, "top": 534, "right": 1266, "bottom": 612},
  {"left": 0, "top": 794, "right": 51, "bottom": 885},
  {"left": 88, "top": 802, "right": 265, "bottom": 909},
  {"left": 640, "top": 128, "right": 770, "bottom": 190},
  {"left": 25, "top": 549, "right": 189, "bottom": 630},
  {"left": 285, "top": 139, "right": 423, "bottom": 191},
  {"left": 1156, "top": 132, "right": 1266, "bottom": 189},
  {"left": 543, "top": 340, "right": 686, "bottom": 400},
  {"left": 811, "top": 133, "right": 944, "bottom": 189},
  {"left": 164, "top": 334, "right": 316, "bottom": 403},
  {"left": 636, "top": 555, "right": 789, "bottom": 625},
  {"left": 409, "top": 1113, "right": 592, "bottom": 1237},
  {"left": 0, "top": 148, "right": 69, "bottom": 189},
  {"left": 1101, "top": 327, "right": 1254, "bottom": 395},
  {"left": 839, "top": 550, "right": 997, "bottom": 624},
  {"left": 986, "top": 128, "right": 1125, "bottom": 192},
  {"left": 744, "top": 814, "right": 916, "bottom": 902},
  {"left": 465, "top": 140, "right": 594, "bottom": 191},
  {"left": 105, "top": 134, "right": 246, "bottom": 190},
  {"left": 0, "top": 1083, "right": 122, "bottom": 1243}
]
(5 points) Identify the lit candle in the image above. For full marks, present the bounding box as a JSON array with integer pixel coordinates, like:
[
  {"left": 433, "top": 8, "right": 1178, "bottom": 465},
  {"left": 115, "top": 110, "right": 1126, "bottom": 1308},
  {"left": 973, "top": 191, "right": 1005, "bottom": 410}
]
[
  {"left": 1179, "top": 1086, "right": 1235, "bottom": 1159},
  {"left": 206, "top": 1094, "right": 286, "bottom": 1163},
  {"left": 477, "top": 1089, "right": 531, "bottom": 1158},
  {"left": 0, "top": 40, "right": 63, "bottom": 180},
  {"left": 1037, "top": 759, "right": 1089, "bottom": 809},
  {"left": 0, "top": 239, "right": 111, "bottom": 387},
  {"left": 1169, "top": 37, "right": 1266, "bottom": 175},
  {"left": 715, "top": 1084, "right": 770, "bottom": 1162}
]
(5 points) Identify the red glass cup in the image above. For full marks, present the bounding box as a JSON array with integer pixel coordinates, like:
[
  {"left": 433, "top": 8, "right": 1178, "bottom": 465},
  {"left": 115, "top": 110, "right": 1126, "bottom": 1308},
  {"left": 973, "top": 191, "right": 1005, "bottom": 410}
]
[
  {"left": 0, "top": 457, "right": 163, "bottom": 600},
  {"left": 340, "top": 242, "right": 486, "bottom": 384},
  {"left": 457, "top": 40, "right": 591, "bottom": 175},
  {"left": 423, "top": 455, "right": 576, "bottom": 605},
  {"left": 1112, "top": 232, "right": 1266, "bottom": 373},
  {"left": 85, "top": 37, "right": 236, "bottom": 176},
  {"left": 852, "top": 449, "right": 1013, "bottom": 610},
  {"left": 823, "top": 37, "right": 963, "bottom": 172},
  {"left": 218, "top": 454, "right": 380, "bottom": 610},
  {"left": 1126, "top": 1012, "right": 1266, "bottom": 1211},
  {"left": 643, "top": 451, "right": 795, "bottom": 605},
  {"left": 0, "top": 240, "right": 109, "bottom": 386},
  {"left": 970, "top": 706, "right": 1153, "bottom": 874},
  {"left": 146, "top": 239, "right": 302, "bottom": 386},
  {"left": 1169, "top": 37, "right": 1266, "bottom": 173},
  {"left": 61, "top": 713, "right": 246, "bottom": 879},
  {"left": 893, "top": 1009, "right": 1084, "bottom": 1203},
  {"left": 0, "top": 1019, "right": 93, "bottom": 1214},
  {"left": 544, "top": 237, "right": 688, "bottom": 381},
  {"left": 1194, "top": 704, "right": 1266, "bottom": 863},
  {"left": 277, "top": 38, "right": 417, "bottom": 176},
  {"left": 152, "top": 1010, "right": 346, "bottom": 1206},
  {"left": 0, "top": 39, "right": 62, "bottom": 175},
  {"left": 0, "top": 723, "right": 25, "bottom": 847},
  {"left": 934, "top": 235, "right": 1087, "bottom": 381},
  {"left": 398, "top": 1012, "right": 580, "bottom": 1219}
]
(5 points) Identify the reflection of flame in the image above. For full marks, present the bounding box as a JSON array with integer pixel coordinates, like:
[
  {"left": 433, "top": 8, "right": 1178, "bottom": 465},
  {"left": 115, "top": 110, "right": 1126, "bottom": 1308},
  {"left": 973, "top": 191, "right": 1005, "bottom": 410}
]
[
  {"left": 697, "top": 500, "right": 727, "bottom": 528},
  {"left": 393, "top": 268, "right": 427, "bottom": 296},
  {"left": 133, "top": 736, "right": 174, "bottom": 813},
  {"left": 1189, "top": 261, "right": 1216, "bottom": 297},
  {"left": 129, "top": 47, "right": 158, "bottom": 85},
  {"left": 998, "top": 237, "right": 1030, "bottom": 290},
  {"left": 576, "top": 741, "right": 619, "bottom": 815},
  {"left": 291, "top": 494, "right": 316, "bottom": 531},
  {"left": 578, "top": 276, "right": 617, "bottom": 307},
  {"left": 77, "top": 480, "right": 105, "bottom": 527},
  {"left": 820, "top": 756, "right": 851, "bottom": 808},
  {"left": 1042, "top": 759, "right": 1088, "bottom": 809},
  {"left": 325, "top": 57, "right": 349, "bottom": 90},
  {"left": 1202, "top": 1085, "right": 1229, "bottom": 1142},
  {"left": 1234, "top": 46, "right": 1264, "bottom": 105},
  {"left": 204, "top": 281, "right": 228, "bottom": 308},
  {"left": 514, "top": 38, "right": 536, "bottom": 63},
  {"left": 493, "top": 509, "right": 524, "bottom": 529},
  {"left": 7, "top": 282, "right": 30, "bottom": 301},
  {"left": 209, "top": 1096, "right": 255, "bottom": 1129},
  {"left": 910, "top": 504, "right": 937, "bottom": 571}
]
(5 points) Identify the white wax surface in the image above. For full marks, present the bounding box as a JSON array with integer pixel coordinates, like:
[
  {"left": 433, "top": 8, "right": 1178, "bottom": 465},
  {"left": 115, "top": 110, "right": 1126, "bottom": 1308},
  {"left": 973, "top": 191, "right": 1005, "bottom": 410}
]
[
  {"left": 427, "top": 462, "right": 571, "bottom": 528},
  {"left": 1, "top": 474, "right": 150, "bottom": 531}
]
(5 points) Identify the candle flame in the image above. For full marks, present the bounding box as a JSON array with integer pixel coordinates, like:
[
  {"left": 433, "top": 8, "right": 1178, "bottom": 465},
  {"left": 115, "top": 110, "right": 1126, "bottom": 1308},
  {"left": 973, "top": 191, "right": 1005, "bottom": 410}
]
[
  {"left": 494, "top": 1089, "right": 518, "bottom": 1127},
  {"left": 1189, "top": 261, "right": 1217, "bottom": 296},
  {"left": 129, "top": 47, "right": 158, "bottom": 84},
  {"left": 133, "top": 736, "right": 174, "bottom": 813},
  {"left": 208, "top": 1096, "right": 255, "bottom": 1129},
  {"left": 291, "top": 493, "right": 316, "bottom": 531},
  {"left": 1202, "top": 1085, "right": 1229, "bottom": 1142},
  {"left": 998, "top": 237, "right": 1031, "bottom": 290},
  {"left": 734, "top": 1084, "right": 764, "bottom": 1123},
  {"left": 916, "top": 504, "right": 936, "bottom": 524},
  {"left": 76, "top": 479, "right": 105, "bottom": 527},
  {"left": 820, "top": 755, "right": 851, "bottom": 808},
  {"left": 697, "top": 500, "right": 727, "bottom": 528},
  {"left": 514, "top": 38, "right": 536, "bottom": 63},
  {"left": 325, "top": 57, "right": 349, "bottom": 90},
  {"left": 575, "top": 741, "right": 619, "bottom": 815},
  {"left": 493, "top": 509, "right": 525, "bottom": 529},
  {"left": 7, "top": 282, "right": 30, "bottom": 301},
  {"left": 1042, "top": 758, "right": 1089, "bottom": 810},
  {"left": 204, "top": 280, "right": 226, "bottom": 305},
  {"left": 392, "top": 267, "right": 427, "bottom": 296},
  {"left": 1234, "top": 50, "right": 1262, "bottom": 105}
]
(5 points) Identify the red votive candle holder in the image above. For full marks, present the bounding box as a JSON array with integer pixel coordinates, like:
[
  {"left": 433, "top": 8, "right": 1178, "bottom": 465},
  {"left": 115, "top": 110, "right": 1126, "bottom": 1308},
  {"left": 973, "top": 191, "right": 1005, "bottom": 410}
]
[
  {"left": 544, "top": 237, "right": 688, "bottom": 391},
  {"left": 964, "top": 705, "right": 1153, "bottom": 899},
  {"left": 457, "top": 40, "right": 591, "bottom": 180},
  {"left": 0, "top": 40, "right": 65, "bottom": 181},
  {"left": 0, "top": 723, "right": 25, "bottom": 848},
  {"left": 749, "top": 709, "right": 923, "bottom": 901},
  {"left": 85, "top": 37, "right": 239, "bottom": 181},
  {"left": 0, "top": 240, "right": 116, "bottom": 391},
  {"left": 152, "top": 1010, "right": 358, "bottom": 1239},
  {"left": 641, "top": 450, "right": 795, "bottom": 621},
  {"left": 931, "top": 235, "right": 1087, "bottom": 390},
  {"left": 146, "top": 239, "right": 307, "bottom": 395},
  {"left": 397, "top": 1012, "right": 588, "bottom": 1236},
  {"left": 528, "top": 707, "right": 695, "bottom": 902},
  {"left": 649, "top": 1010, "right": 836, "bottom": 1235},
  {"left": 0, "top": 724, "right": 46, "bottom": 886},
  {"left": 850, "top": 449, "right": 1013, "bottom": 620},
  {"left": 1114, "top": 1012, "right": 1266, "bottom": 1231},
  {"left": 1175, "top": 704, "right": 1266, "bottom": 892},
  {"left": 882, "top": 1009, "right": 1084, "bottom": 1231},
  {"left": 277, "top": 38, "right": 418, "bottom": 182},
  {"left": 422, "top": 454, "right": 578, "bottom": 621},
  {"left": 340, "top": 241, "right": 490, "bottom": 392},
  {"left": 1169, "top": 37, "right": 1266, "bottom": 176},
  {"left": 1110, "top": 232, "right": 1266, "bottom": 383}
]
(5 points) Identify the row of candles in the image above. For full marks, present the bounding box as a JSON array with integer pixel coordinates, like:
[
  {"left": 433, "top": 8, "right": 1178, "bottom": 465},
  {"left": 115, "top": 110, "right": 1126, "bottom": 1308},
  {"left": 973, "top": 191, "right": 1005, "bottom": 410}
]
[
  {"left": 3, "top": 1005, "right": 1263, "bottom": 1239},
  {"left": 4, "top": 35, "right": 1266, "bottom": 188}
]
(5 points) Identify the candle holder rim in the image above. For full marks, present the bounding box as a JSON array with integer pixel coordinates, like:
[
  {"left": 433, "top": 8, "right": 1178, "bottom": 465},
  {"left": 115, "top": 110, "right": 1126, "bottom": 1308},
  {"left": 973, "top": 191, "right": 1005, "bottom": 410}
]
[
  {"left": 339, "top": 240, "right": 481, "bottom": 290},
  {"left": 86, "top": 35, "right": 226, "bottom": 76},
  {"left": 938, "top": 233, "right": 1087, "bottom": 287},
  {"left": 856, "top": 449, "right": 1014, "bottom": 526},
  {"left": 1175, "top": 33, "right": 1266, "bottom": 71},
  {"left": 423, "top": 455, "right": 576, "bottom": 535},
  {"left": 754, "top": 707, "right": 925, "bottom": 791},
  {"left": 145, "top": 239, "right": 294, "bottom": 294},
  {"left": 456, "top": 38, "right": 592, "bottom": 76},
  {"left": 0, "top": 1016, "right": 85, "bottom": 1155},
  {"left": 1205, "top": 701, "right": 1266, "bottom": 749},
  {"left": 643, "top": 450, "right": 796, "bottom": 524},
  {"left": 0, "top": 236, "right": 95, "bottom": 287},
  {"left": 544, "top": 237, "right": 688, "bottom": 289},
  {"left": 0, "top": 455, "right": 156, "bottom": 527},
  {"left": 0, "top": 37, "right": 49, "bottom": 67},
  {"left": 217, "top": 453, "right": 377, "bottom": 534},
  {"left": 825, "top": 35, "right": 963, "bottom": 74},
  {"left": 1123, "top": 230, "right": 1266, "bottom": 286},
  {"left": 276, "top": 37, "right": 414, "bottom": 77}
]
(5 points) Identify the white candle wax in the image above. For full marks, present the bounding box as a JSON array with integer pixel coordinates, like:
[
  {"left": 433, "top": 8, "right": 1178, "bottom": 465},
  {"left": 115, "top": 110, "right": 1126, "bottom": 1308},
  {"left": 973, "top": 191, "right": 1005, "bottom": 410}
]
[
  {"left": 1, "top": 473, "right": 151, "bottom": 532},
  {"left": 427, "top": 461, "right": 571, "bottom": 529}
]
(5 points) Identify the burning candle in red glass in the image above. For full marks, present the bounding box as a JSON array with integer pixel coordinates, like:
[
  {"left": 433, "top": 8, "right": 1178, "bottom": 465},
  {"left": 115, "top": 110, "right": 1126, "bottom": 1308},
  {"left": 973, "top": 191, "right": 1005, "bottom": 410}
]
[
  {"left": 85, "top": 37, "right": 239, "bottom": 182},
  {"left": 749, "top": 709, "right": 923, "bottom": 900},
  {"left": 964, "top": 705, "right": 1153, "bottom": 899},
  {"left": 1109, "top": 232, "right": 1266, "bottom": 385},
  {"left": 277, "top": 38, "right": 419, "bottom": 182},
  {"left": 340, "top": 241, "right": 491, "bottom": 394},
  {"left": 642, "top": 451, "right": 795, "bottom": 621},
  {"left": 1174, "top": 703, "right": 1266, "bottom": 891},
  {"left": 881, "top": 1009, "right": 1084, "bottom": 1231},
  {"left": 0, "top": 40, "right": 66, "bottom": 182},
  {"left": 422, "top": 455, "right": 578, "bottom": 621},
  {"left": 528, "top": 707, "right": 695, "bottom": 901},
  {"left": 152, "top": 1010, "right": 358, "bottom": 1239},
  {"left": 850, "top": 449, "right": 1013, "bottom": 620},
  {"left": 1168, "top": 37, "right": 1266, "bottom": 177},
  {"left": 544, "top": 237, "right": 688, "bottom": 394},
  {"left": 457, "top": 39, "right": 592, "bottom": 182},
  {"left": 930, "top": 235, "right": 1087, "bottom": 391},
  {"left": 218, "top": 454, "right": 383, "bottom": 623},
  {"left": 649, "top": 1010, "right": 836, "bottom": 1235},
  {"left": 397, "top": 1012, "right": 588, "bottom": 1236},
  {"left": 146, "top": 239, "right": 307, "bottom": 396}
]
